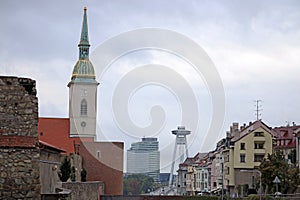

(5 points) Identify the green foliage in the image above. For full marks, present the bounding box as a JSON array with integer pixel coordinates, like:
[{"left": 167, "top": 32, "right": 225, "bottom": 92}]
[
  {"left": 70, "top": 166, "right": 76, "bottom": 182},
  {"left": 123, "top": 174, "right": 155, "bottom": 195},
  {"left": 288, "top": 149, "right": 296, "bottom": 165},
  {"left": 58, "top": 156, "right": 71, "bottom": 182},
  {"left": 247, "top": 194, "right": 258, "bottom": 200},
  {"left": 259, "top": 151, "right": 300, "bottom": 194},
  {"left": 237, "top": 184, "right": 249, "bottom": 197},
  {"left": 81, "top": 168, "right": 87, "bottom": 182}
]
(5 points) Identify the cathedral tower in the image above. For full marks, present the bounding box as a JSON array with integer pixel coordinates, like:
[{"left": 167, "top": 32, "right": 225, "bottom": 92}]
[{"left": 68, "top": 7, "right": 98, "bottom": 139}]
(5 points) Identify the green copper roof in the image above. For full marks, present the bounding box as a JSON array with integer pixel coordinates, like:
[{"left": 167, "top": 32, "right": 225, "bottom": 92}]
[
  {"left": 71, "top": 7, "right": 97, "bottom": 83},
  {"left": 72, "top": 59, "right": 95, "bottom": 81},
  {"left": 79, "top": 7, "right": 89, "bottom": 47}
]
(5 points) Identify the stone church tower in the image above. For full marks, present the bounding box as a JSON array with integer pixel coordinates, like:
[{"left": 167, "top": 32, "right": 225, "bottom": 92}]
[{"left": 68, "top": 7, "right": 98, "bottom": 139}]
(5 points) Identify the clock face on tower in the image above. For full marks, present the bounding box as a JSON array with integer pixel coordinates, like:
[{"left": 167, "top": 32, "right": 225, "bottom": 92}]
[
  {"left": 81, "top": 121, "right": 86, "bottom": 127},
  {"left": 81, "top": 88, "right": 87, "bottom": 97}
]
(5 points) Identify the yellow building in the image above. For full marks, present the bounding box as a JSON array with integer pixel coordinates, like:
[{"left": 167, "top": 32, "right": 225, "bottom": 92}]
[{"left": 223, "top": 120, "right": 273, "bottom": 196}]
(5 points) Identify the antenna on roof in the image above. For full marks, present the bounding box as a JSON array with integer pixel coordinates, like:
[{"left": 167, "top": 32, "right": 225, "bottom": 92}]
[{"left": 254, "top": 100, "right": 263, "bottom": 120}]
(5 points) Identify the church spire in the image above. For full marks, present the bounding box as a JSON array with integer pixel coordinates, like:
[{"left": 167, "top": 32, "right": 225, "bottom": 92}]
[
  {"left": 78, "top": 7, "right": 90, "bottom": 59},
  {"left": 69, "top": 7, "right": 96, "bottom": 83}
]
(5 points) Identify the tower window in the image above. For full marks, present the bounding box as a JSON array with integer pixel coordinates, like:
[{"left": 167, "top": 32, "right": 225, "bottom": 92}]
[{"left": 80, "top": 99, "right": 87, "bottom": 116}]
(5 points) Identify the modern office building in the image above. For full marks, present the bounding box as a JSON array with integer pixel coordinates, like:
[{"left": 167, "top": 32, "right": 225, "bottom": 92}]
[{"left": 127, "top": 137, "right": 160, "bottom": 182}]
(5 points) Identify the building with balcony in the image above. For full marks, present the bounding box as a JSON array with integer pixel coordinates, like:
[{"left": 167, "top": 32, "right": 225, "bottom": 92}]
[
  {"left": 178, "top": 152, "right": 211, "bottom": 196},
  {"left": 223, "top": 120, "right": 273, "bottom": 196}
]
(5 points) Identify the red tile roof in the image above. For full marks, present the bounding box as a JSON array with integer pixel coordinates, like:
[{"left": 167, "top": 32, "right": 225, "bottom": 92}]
[
  {"left": 273, "top": 125, "right": 300, "bottom": 139},
  {"left": 39, "top": 140, "right": 66, "bottom": 152},
  {"left": 38, "top": 117, "right": 93, "bottom": 154},
  {"left": 272, "top": 125, "right": 300, "bottom": 149}
]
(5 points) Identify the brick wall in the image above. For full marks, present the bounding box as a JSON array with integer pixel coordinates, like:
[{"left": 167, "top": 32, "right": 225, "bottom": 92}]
[{"left": 0, "top": 76, "right": 40, "bottom": 199}]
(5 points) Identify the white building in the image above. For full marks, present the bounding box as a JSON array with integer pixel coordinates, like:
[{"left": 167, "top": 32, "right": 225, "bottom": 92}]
[
  {"left": 127, "top": 137, "right": 160, "bottom": 182},
  {"left": 67, "top": 7, "right": 98, "bottom": 139}
]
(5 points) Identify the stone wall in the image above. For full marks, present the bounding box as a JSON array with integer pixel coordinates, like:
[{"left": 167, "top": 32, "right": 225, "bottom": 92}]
[{"left": 0, "top": 76, "right": 40, "bottom": 199}]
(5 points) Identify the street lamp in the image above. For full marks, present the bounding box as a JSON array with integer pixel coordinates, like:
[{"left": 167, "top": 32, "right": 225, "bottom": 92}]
[{"left": 240, "top": 169, "right": 262, "bottom": 200}]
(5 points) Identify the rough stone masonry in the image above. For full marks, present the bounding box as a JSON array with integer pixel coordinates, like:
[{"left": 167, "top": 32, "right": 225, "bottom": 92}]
[{"left": 0, "top": 76, "right": 40, "bottom": 199}]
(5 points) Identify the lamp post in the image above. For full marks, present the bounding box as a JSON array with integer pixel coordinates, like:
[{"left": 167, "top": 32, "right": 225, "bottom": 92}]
[{"left": 240, "top": 169, "right": 262, "bottom": 200}]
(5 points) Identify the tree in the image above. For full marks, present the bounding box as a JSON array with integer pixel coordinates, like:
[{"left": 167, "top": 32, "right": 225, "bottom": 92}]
[
  {"left": 259, "top": 151, "right": 300, "bottom": 194},
  {"left": 58, "top": 156, "right": 71, "bottom": 182},
  {"left": 81, "top": 168, "right": 87, "bottom": 182},
  {"left": 288, "top": 149, "right": 297, "bottom": 165},
  {"left": 123, "top": 174, "right": 155, "bottom": 195}
]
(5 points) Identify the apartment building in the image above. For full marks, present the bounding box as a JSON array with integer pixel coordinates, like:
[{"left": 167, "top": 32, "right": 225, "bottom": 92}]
[
  {"left": 178, "top": 153, "right": 211, "bottom": 195},
  {"left": 210, "top": 139, "right": 226, "bottom": 194},
  {"left": 223, "top": 120, "right": 273, "bottom": 196},
  {"left": 177, "top": 157, "right": 194, "bottom": 195},
  {"left": 273, "top": 124, "right": 300, "bottom": 164}
]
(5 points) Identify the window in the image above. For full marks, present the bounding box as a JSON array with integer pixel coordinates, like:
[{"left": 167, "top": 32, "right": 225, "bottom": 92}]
[
  {"left": 254, "top": 131, "right": 264, "bottom": 137},
  {"left": 96, "top": 150, "right": 101, "bottom": 158},
  {"left": 254, "top": 142, "right": 264, "bottom": 149},
  {"left": 80, "top": 99, "right": 87, "bottom": 116},
  {"left": 240, "top": 154, "right": 245, "bottom": 163},
  {"left": 224, "top": 155, "right": 229, "bottom": 162},
  {"left": 254, "top": 154, "right": 264, "bottom": 162},
  {"left": 240, "top": 143, "right": 245, "bottom": 150},
  {"left": 226, "top": 167, "right": 230, "bottom": 175}
]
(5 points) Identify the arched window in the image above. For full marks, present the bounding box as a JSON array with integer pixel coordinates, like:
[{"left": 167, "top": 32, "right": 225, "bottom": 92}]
[{"left": 80, "top": 99, "right": 87, "bottom": 116}]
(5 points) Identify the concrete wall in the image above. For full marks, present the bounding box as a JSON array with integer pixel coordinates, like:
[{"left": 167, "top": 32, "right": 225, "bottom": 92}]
[
  {"left": 40, "top": 148, "right": 62, "bottom": 194},
  {"left": 69, "top": 153, "right": 83, "bottom": 182},
  {"left": 80, "top": 141, "right": 124, "bottom": 195},
  {"left": 0, "top": 76, "right": 40, "bottom": 199},
  {"left": 62, "top": 181, "right": 104, "bottom": 200}
]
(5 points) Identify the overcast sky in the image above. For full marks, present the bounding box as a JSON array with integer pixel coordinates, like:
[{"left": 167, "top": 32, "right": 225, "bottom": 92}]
[{"left": 1, "top": 0, "right": 300, "bottom": 172}]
